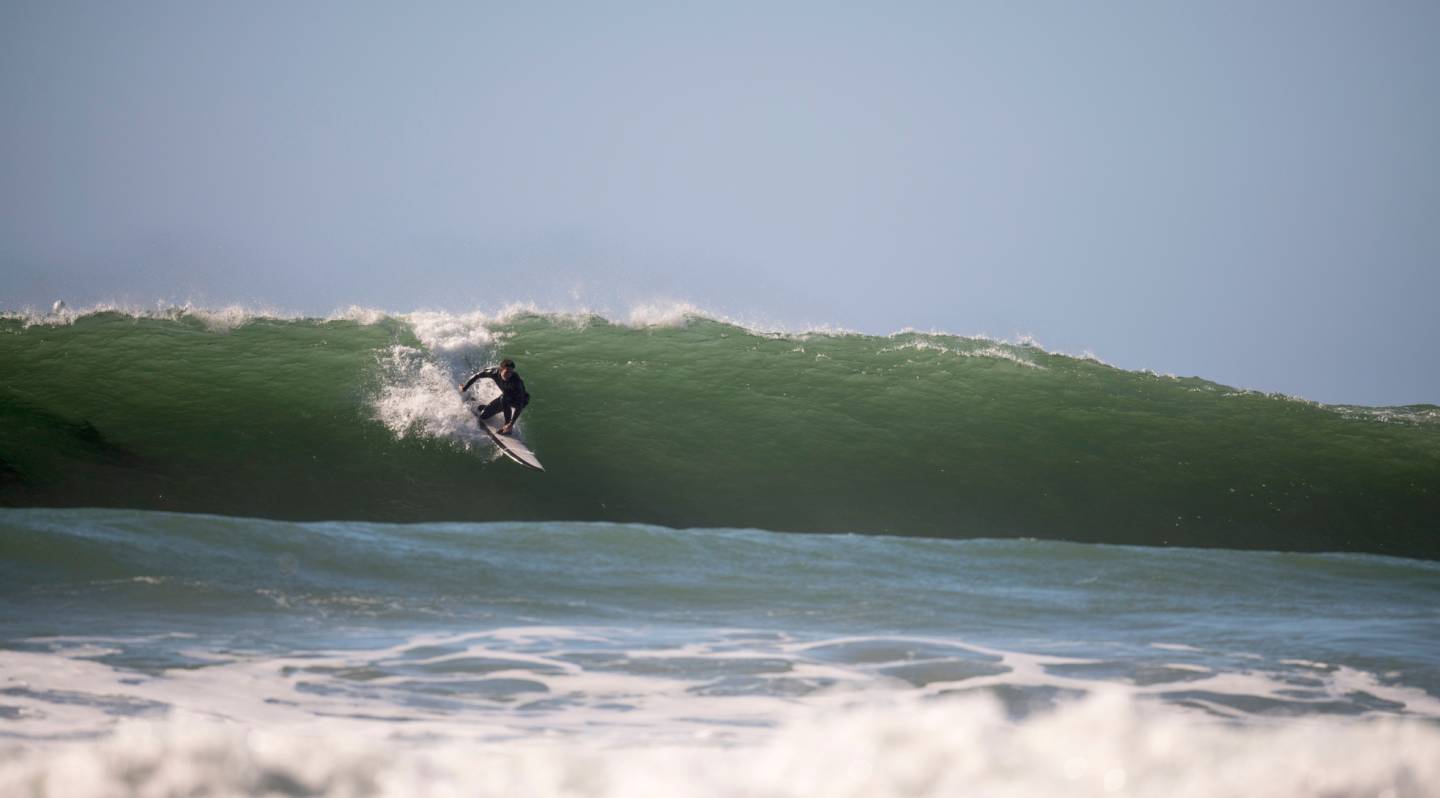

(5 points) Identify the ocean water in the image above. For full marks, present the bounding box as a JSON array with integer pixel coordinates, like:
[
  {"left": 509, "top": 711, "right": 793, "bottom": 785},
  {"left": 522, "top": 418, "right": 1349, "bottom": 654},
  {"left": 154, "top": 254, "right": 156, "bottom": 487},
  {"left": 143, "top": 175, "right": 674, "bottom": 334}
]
[
  {"left": 2, "top": 306, "right": 1439, "bottom": 796},
  {"left": 3, "top": 306, "right": 1436, "bottom": 555}
]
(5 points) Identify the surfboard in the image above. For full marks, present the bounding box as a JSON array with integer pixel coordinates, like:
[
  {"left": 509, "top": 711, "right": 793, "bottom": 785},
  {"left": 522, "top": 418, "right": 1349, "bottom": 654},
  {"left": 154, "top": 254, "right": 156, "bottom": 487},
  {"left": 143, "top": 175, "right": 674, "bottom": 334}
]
[{"left": 462, "top": 391, "right": 544, "bottom": 471}]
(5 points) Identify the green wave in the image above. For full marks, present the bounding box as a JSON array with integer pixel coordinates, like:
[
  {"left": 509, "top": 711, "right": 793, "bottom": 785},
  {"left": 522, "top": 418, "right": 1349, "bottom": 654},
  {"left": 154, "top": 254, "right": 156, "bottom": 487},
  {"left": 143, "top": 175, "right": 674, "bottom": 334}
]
[{"left": 2, "top": 310, "right": 1436, "bottom": 558}]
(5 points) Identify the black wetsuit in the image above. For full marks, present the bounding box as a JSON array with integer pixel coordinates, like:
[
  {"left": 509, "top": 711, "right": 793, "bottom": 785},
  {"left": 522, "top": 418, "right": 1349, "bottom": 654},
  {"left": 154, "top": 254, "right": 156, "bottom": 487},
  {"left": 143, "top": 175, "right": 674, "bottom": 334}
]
[{"left": 462, "top": 368, "right": 530, "bottom": 427}]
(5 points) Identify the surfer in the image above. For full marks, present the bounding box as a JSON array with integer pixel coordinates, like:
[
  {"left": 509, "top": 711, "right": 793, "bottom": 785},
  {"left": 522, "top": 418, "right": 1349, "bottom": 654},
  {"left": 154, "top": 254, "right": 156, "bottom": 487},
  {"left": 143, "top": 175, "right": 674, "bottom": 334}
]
[{"left": 460, "top": 358, "right": 530, "bottom": 435}]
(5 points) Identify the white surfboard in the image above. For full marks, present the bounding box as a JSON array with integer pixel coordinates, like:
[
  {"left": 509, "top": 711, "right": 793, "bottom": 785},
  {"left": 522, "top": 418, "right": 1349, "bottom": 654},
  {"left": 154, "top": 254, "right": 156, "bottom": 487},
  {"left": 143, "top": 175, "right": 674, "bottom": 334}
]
[{"left": 462, "top": 390, "right": 544, "bottom": 471}]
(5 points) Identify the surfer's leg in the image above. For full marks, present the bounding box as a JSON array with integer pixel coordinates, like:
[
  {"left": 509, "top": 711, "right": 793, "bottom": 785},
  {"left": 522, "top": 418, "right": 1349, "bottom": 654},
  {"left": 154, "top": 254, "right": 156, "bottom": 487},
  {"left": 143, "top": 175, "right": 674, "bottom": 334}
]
[{"left": 479, "top": 397, "right": 504, "bottom": 420}]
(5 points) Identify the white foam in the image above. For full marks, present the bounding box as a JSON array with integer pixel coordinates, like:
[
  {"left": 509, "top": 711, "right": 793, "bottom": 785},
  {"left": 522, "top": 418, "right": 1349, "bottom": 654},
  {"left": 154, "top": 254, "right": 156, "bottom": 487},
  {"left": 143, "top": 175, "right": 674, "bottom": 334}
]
[
  {"left": 402, "top": 310, "right": 501, "bottom": 355},
  {"left": 1334, "top": 405, "right": 1440, "bottom": 426},
  {"left": 0, "top": 301, "right": 301, "bottom": 331},
  {"left": 1, "top": 689, "right": 1435, "bottom": 798},
  {"left": 328, "top": 305, "right": 391, "bottom": 326},
  {"left": 625, "top": 300, "right": 703, "bottom": 328},
  {"left": 5, "top": 623, "right": 1440, "bottom": 798},
  {"left": 608, "top": 299, "right": 851, "bottom": 338},
  {"left": 1077, "top": 349, "right": 1118, "bottom": 367},
  {"left": 370, "top": 345, "right": 492, "bottom": 451},
  {"left": 876, "top": 337, "right": 1045, "bottom": 369},
  {"left": 7, "top": 628, "right": 1434, "bottom": 747}
]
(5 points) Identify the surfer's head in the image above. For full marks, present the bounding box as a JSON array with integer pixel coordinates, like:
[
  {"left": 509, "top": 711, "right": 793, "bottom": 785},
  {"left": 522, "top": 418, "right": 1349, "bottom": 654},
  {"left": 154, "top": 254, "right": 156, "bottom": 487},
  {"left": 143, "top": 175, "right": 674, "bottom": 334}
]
[{"left": 499, "top": 358, "right": 516, "bottom": 377}]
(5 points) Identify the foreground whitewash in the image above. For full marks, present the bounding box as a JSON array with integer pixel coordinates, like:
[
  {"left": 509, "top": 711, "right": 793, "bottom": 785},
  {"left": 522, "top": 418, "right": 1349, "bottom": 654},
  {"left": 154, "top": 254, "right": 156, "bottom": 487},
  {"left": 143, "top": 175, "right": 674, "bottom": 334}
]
[{"left": 4, "top": 691, "right": 1438, "bottom": 798}]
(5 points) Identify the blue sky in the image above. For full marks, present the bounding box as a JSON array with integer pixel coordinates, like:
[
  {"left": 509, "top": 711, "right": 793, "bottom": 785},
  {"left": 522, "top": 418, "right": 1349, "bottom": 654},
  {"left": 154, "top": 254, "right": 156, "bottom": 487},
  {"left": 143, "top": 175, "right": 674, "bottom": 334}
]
[{"left": 3, "top": 1, "right": 1437, "bottom": 405}]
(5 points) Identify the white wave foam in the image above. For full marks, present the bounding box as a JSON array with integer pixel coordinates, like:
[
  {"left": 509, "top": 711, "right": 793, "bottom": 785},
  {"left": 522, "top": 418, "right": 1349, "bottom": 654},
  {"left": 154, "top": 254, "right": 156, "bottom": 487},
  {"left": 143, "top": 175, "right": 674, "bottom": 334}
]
[
  {"left": 370, "top": 345, "right": 492, "bottom": 451},
  {"left": 1078, "top": 349, "right": 1117, "bottom": 367},
  {"left": 0, "top": 301, "right": 300, "bottom": 331},
  {"left": 625, "top": 299, "right": 703, "bottom": 328},
  {"left": 1334, "top": 405, "right": 1440, "bottom": 426},
  {"left": 1, "top": 690, "right": 1435, "bottom": 798},
  {"left": 402, "top": 310, "right": 502, "bottom": 355},
  {"left": 328, "top": 304, "right": 391, "bottom": 326},
  {"left": 5, "top": 622, "right": 1440, "bottom": 797},
  {"left": 184, "top": 304, "right": 284, "bottom": 332},
  {"left": 877, "top": 338, "right": 1045, "bottom": 369}
]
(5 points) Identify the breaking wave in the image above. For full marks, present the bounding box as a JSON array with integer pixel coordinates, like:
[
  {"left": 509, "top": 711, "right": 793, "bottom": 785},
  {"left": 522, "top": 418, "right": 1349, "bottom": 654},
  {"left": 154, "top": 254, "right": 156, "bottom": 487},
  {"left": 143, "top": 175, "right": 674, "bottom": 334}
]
[{"left": 2, "top": 304, "right": 1436, "bottom": 558}]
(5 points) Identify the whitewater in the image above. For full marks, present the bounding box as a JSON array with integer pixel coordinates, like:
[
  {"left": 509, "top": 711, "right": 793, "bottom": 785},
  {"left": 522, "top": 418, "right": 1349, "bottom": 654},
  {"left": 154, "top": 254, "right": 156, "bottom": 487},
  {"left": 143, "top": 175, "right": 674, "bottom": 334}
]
[{"left": 2, "top": 304, "right": 1439, "bottom": 796}]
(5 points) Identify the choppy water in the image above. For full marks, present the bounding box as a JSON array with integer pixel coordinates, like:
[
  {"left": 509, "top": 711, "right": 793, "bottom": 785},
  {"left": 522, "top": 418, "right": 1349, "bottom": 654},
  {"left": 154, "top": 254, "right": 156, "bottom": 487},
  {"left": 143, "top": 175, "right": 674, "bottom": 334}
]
[{"left": 2, "top": 508, "right": 1439, "bottom": 796}]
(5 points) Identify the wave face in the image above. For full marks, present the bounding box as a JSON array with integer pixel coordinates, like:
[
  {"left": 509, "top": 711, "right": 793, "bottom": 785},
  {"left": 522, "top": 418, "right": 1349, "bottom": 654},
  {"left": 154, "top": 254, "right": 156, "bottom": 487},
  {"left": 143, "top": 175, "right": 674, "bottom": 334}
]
[{"left": 2, "top": 308, "right": 1437, "bottom": 557}]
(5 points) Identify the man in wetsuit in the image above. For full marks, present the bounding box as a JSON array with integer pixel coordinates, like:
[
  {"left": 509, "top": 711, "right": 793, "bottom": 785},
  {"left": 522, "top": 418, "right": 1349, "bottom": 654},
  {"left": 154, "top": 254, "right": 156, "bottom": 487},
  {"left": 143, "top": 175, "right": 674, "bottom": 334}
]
[{"left": 459, "top": 358, "right": 530, "bottom": 435}]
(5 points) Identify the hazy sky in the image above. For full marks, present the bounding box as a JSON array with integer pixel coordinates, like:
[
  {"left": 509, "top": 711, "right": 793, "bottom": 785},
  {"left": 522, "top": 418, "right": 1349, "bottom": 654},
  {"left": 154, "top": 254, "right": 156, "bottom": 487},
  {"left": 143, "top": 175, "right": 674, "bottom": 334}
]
[{"left": 3, "top": 1, "right": 1437, "bottom": 405}]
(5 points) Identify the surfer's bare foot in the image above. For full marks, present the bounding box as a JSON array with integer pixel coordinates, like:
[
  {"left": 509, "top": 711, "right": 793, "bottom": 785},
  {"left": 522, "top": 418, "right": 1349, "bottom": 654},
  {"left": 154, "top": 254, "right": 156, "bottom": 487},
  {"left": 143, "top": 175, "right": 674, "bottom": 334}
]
[{"left": 499, "top": 424, "right": 513, "bottom": 435}]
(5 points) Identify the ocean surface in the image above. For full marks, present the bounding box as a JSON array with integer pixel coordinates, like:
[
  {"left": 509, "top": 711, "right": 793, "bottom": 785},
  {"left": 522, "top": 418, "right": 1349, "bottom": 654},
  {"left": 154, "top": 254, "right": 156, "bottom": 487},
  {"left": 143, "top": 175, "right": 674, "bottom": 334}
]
[{"left": 2, "top": 305, "right": 1439, "bottom": 796}]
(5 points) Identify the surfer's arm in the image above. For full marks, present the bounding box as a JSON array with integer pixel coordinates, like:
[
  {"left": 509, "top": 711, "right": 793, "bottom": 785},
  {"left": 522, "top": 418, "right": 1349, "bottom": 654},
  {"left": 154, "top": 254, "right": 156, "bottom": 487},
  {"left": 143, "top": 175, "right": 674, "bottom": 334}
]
[{"left": 459, "top": 368, "right": 497, "bottom": 392}]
